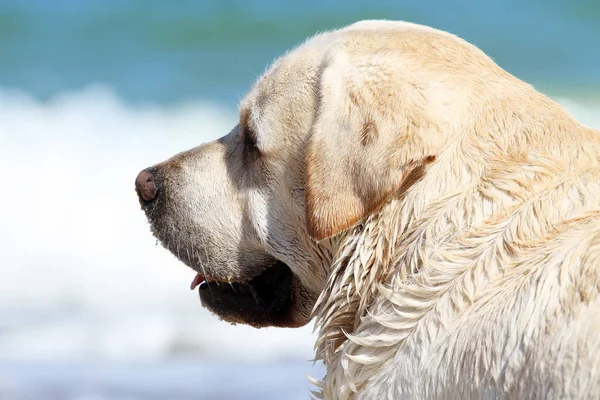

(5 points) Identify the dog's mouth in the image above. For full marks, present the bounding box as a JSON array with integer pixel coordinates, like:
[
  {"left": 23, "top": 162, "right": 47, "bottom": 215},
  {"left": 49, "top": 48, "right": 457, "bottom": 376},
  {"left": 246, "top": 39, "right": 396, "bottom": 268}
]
[
  {"left": 136, "top": 171, "right": 314, "bottom": 329},
  {"left": 190, "top": 260, "right": 308, "bottom": 328}
]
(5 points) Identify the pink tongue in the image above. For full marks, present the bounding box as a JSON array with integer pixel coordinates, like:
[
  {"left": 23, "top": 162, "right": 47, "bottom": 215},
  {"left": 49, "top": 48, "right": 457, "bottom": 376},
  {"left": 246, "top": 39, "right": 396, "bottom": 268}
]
[{"left": 190, "top": 273, "right": 206, "bottom": 290}]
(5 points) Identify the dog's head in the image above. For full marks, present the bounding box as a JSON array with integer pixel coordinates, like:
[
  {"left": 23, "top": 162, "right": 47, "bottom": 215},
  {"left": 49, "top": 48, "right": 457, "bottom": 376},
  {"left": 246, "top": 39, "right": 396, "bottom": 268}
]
[{"left": 135, "top": 20, "right": 502, "bottom": 328}]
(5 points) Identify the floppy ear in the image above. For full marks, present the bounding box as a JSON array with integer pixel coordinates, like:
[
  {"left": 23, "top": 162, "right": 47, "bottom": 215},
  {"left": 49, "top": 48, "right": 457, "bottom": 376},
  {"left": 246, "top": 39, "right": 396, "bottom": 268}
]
[{"left": 305, "top": 47, "right": 444, "bottom": 241}]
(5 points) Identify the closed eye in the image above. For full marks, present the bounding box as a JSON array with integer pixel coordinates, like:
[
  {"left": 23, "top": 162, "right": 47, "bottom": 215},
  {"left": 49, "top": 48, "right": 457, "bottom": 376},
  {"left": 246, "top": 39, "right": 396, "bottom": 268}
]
[
  {"left": 240, "top": 108, "right": 261, "bottom": 159},
  {"left": 243, "top": 126, "right": 259, "bottom": 151}
]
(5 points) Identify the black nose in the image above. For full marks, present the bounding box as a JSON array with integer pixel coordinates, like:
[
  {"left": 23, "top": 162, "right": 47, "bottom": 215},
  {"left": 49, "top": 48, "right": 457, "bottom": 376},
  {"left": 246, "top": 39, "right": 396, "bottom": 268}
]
[{"left": 135, "top": 169, "right": 158, "bottom": 202}]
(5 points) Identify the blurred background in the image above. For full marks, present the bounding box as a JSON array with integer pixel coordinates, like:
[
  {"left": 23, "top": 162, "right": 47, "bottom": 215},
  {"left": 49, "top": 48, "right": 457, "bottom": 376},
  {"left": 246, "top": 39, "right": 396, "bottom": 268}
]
[{"left": 0, "top": 1, "right": 598, "bottom": 399}]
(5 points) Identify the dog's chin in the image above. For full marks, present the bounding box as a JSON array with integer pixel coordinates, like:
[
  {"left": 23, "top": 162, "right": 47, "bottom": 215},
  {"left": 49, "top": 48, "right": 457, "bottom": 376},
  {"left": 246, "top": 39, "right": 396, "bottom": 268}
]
[{"left": 195, "top": 260, "right": 314, "bottom": 328}]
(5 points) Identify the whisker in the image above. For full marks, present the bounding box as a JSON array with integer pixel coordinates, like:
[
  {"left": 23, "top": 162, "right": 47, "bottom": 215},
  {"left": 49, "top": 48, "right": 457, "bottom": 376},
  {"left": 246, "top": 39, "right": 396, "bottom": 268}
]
[
  {"left": 194, "top": 248, "right": 212, "bottom": 292},
  {"left": 229, "top": 282, "right": 237, "bottom": 294},
  {"left": 196, "top": 232, "right": 214, "bottom": 291}
]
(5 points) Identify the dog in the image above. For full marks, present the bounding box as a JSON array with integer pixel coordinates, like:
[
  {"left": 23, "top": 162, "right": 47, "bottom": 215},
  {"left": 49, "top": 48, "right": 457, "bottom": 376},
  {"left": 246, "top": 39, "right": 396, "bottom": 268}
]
[{"left": 135, "top": 20, "right": 600, "bottom": 399}]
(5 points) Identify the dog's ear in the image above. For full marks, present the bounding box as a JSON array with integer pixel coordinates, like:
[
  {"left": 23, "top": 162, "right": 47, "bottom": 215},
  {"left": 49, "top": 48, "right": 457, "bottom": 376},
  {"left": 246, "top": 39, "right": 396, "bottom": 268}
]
[{"left": 305, "top": 47, "right": 444, "bottom": 241}]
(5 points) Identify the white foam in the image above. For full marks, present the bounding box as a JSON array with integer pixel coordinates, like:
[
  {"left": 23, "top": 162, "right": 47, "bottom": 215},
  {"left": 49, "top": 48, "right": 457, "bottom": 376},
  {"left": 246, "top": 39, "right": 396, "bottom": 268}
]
[
  {"left": 0, "top": 85, "right": 317, "bottom": 362},
  {"left": 555, "top": 96, "right": 600, "bottom": 129}
]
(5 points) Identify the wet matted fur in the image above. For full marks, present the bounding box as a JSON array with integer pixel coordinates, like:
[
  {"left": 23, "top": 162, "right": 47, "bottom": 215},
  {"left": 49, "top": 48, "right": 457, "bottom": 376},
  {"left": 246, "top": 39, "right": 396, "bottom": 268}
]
[{"left": 137, "top": 20, "right": 600, "bottom": 399}]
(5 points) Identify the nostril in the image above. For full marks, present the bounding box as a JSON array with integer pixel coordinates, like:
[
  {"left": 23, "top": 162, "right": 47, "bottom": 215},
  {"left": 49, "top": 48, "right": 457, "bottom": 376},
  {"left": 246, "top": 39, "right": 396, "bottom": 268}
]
[{"left": 135, "top": 169, "right": 158, "bottom": 202}]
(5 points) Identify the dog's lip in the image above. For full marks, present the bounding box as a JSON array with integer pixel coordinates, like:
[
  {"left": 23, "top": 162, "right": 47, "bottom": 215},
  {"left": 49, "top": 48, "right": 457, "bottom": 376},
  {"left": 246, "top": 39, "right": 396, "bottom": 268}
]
[
  {"left": 195, "top": 260, "right": 298, "bottom": 327},
  {"left": 189, "top": 270, "right": 265, "bottom": 290}
]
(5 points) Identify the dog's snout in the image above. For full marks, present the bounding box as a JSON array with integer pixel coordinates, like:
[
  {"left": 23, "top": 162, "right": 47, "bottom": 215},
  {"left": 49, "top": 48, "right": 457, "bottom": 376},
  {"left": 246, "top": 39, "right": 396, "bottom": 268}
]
[{"left": 135, "top": 169, "right": 158, "bottom": 202}]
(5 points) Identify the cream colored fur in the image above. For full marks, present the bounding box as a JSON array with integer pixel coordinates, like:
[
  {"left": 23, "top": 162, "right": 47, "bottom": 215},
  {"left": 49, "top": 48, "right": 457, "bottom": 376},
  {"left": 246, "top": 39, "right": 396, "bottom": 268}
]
[{"left": 142, "top": 20, "right": 600, "bottom": 399}]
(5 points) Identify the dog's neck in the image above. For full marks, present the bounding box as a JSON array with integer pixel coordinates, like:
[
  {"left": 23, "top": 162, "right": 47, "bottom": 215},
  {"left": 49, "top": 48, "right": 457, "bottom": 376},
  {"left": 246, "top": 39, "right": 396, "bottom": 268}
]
[{"left": 312, "top": 193, "right": 422, "bottom": 364}]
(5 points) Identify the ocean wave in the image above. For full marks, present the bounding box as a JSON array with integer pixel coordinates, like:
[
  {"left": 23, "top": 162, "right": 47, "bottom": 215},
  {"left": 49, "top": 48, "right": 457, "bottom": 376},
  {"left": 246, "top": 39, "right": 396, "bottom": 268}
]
[{"left": 0, "top": 86, "right": 598, "bottom": 362}]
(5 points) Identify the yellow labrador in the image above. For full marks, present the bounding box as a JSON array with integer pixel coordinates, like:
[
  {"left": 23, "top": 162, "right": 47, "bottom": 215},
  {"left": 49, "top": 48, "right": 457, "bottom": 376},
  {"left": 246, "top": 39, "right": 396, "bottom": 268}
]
[{"left": 136, "top": 20, "right": 600, "bottom": 399}]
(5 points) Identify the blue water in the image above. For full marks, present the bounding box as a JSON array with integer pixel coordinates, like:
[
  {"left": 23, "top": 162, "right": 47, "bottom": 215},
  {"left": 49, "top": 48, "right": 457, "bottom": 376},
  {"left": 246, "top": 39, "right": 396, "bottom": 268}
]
[
  {"left": 1, "top": 1, "right": 599, "bottom": 399},
  {"left": 2, "top": 0, "right": 599, "bottom": 105}
]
